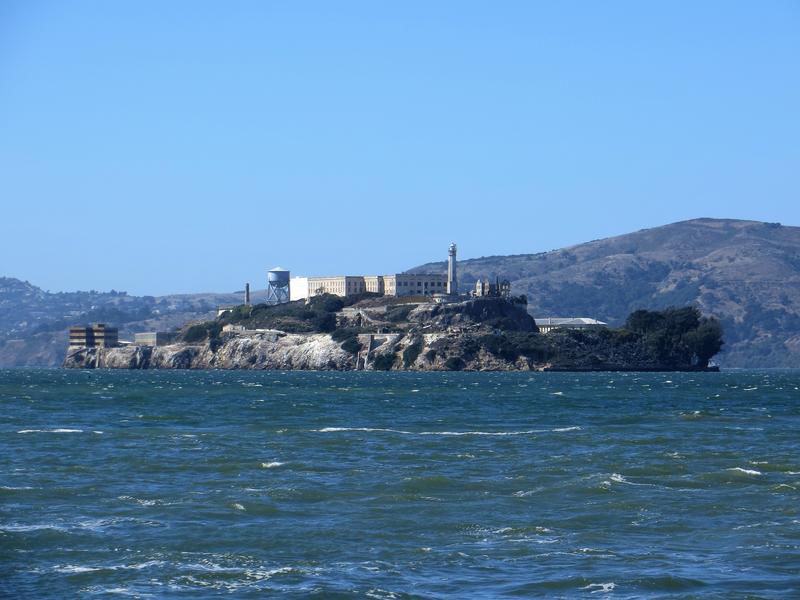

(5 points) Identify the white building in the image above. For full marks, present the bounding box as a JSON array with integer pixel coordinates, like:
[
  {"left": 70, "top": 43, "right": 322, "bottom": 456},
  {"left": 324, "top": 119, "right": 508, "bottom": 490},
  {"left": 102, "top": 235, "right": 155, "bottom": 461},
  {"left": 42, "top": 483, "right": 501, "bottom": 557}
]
[
  {"left": 534, "top": 317, "right": 607, "bottom": 334},
  {"left": 290, "top": 277, "right": 309, "bottom": 301}
]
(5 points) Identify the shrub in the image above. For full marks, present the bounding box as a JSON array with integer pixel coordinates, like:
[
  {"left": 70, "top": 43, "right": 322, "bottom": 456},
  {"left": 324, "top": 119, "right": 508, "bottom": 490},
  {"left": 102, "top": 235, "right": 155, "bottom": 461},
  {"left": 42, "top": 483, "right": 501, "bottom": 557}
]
[
  {"left": 371, "top": 353, "right": 395, "bottom": 371},
  {"left": 444, "top": 357, "right": 465, "bottom": 371},
  {"left": 341, "top": 337, "right": 362, "bottom": 355},
  {"left": 182, "top": 324, "right": 208, "bottom": 343}
]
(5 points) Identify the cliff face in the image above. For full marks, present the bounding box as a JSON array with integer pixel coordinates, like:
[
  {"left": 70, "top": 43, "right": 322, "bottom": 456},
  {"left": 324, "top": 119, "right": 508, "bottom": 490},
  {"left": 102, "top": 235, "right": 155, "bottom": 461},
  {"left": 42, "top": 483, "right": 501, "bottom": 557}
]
[
  {"left": 63, "top": 299, "right": 721, "bottom": 372},
  {"left": 63, "top": 332, "right": 356, "bottom": 370},
  {"left": 61, "top": 331, "right": 530, "bottom": 371}
]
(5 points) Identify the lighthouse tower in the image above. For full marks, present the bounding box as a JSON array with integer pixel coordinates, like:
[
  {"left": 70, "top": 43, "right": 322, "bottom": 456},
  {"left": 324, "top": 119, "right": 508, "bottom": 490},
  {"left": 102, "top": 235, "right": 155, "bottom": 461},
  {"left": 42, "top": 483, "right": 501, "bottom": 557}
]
[{"left": 447, "top": 243, "right": 458, "bottom": 295}]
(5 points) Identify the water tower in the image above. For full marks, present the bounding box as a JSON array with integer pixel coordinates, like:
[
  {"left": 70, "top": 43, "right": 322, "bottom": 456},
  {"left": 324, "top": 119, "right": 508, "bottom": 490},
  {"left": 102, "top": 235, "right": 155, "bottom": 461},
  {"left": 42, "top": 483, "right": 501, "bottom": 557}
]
[{"left": 266, "top": 267, "right": 290, "bottom": 305}]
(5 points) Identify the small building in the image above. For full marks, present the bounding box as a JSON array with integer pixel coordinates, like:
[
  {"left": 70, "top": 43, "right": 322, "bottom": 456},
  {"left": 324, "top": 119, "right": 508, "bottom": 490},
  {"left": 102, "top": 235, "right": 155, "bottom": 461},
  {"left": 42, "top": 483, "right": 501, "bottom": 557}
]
[
  {"left": 217, "top": 305, "right": 235, "bottom": 317},
  {"left": 535, "top": 317, "right": 607, "bottom": 334},
  {"left": 474, "top": 277, "right": 512, "bottom": 298},
  {"left": 134, "top": 332, "right": 177, "bottom": 347},
  {"left": 69, "top": 323, "right": 119, "bottom": 348}
]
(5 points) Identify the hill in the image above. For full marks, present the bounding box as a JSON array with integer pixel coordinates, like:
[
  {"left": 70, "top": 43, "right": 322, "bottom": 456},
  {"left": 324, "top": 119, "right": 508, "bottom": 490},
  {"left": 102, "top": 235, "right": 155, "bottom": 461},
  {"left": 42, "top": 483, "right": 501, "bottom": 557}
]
[{"left": 408, "top": 219, "right": 800, "bottom": 367}]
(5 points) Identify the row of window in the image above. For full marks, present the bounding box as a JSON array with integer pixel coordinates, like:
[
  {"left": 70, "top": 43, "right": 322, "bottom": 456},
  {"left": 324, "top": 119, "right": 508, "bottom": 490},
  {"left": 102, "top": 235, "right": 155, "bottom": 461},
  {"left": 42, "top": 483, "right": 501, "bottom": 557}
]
[{"left": 397, "top": 281, "right": 445, "bottom": 287}]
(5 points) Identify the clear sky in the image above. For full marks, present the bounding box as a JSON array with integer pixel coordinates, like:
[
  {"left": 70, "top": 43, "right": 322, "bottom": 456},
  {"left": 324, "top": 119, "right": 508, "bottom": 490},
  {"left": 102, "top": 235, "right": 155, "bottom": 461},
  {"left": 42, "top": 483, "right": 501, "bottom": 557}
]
[{"left": 1, "top": 1, "right": 798, "bottom": 295}]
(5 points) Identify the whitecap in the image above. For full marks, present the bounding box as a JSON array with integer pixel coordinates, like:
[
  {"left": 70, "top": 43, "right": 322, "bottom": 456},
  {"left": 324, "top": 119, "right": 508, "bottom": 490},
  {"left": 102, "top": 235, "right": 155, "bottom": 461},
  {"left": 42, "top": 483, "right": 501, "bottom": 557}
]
[
  {"left": 54, "top": 565, "right": 102, "bottom": 574},
  {"left": 232, "top": 503, "right": 246, "bottom": 511},
  {"left": 17, "top": 428, "right": 83, "bottom": 434},
  {"left": 582, "top": 582, "right": 616, "bottom": 593},
  {"left": 261, "top": 462, "right": 284, "bottom": 469},
  {"left": 118, "top": 495, "right": 159, "bottom": 506},
  {"left": 244, "top": 566, "right": 296, "bottom": 580},
  {"left": 727, "top": 467, "right": 762, "bottom": 476},
  {"left": 316, "top": 426, "right": 579, "bottom": 437}
]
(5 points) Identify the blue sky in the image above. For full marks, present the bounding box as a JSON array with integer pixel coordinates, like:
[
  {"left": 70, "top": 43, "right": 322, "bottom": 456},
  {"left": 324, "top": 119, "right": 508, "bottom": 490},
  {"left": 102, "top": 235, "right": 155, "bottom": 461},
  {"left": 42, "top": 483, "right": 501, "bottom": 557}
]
[{"left": 1, "top": 1, "right": 798, "bottom": 295}]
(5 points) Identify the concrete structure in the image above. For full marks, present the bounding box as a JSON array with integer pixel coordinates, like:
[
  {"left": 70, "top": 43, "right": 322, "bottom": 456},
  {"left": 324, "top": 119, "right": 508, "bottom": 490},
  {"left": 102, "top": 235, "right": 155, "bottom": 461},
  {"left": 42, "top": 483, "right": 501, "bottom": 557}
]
[
  {"left": 307, "top": 275, "right": 366, "bottom": 297},
  {"left": 298, "top": 273, "right": 448, "bottom": 299},
  {"left": 244, "top": 283, "right": 251, "bottom": 306},
  {"left": 217, "top": 305, "right": 235, "bottom": 317},
  {"left": 447, "top": 243, "right": 458, "bottom": 294},
  {"left": 69, "top": 324, "right": 119, "bottom": 348},
  {"left": 291, "top": 244, "right": 456, "bottom": 301},
  {"left": 266, "top": 267, "right": 291, "bottom": 305},
  {"left": 384, "top": 274, "right": 448, "bottom": 297},
  {"left": 134, "top": 332, "right": 177, "bottom": 347},
  {"left": 474, "top": 277, "right": 512, "bottom": 298},
  {"left": 290, "top": 277, "right": 309, "bottom": 301},
  {"left": 534, "top": 317, "right": 608, "bottom": 334}
]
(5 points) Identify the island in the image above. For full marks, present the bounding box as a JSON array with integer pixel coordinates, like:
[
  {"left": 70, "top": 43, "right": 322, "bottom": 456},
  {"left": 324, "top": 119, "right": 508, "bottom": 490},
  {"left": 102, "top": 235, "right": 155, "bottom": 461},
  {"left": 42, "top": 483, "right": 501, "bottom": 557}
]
[{"left": 63, "top": 295, "right": 723, "bottom": 372}]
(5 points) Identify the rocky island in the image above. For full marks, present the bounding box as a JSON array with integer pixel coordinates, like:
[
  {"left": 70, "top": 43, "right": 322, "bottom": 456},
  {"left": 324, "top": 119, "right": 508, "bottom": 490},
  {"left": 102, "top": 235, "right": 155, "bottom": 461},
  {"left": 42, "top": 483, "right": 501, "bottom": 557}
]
[{"left": 63, "top": 294, "right": 723, "bottom": 371}]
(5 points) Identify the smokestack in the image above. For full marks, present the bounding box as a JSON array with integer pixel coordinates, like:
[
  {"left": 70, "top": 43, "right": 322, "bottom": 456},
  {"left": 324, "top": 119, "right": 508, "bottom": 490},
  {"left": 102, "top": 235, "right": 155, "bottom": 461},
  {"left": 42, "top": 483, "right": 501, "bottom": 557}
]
[{"left": 245, "top": 283, "right": 251, "bottom": 305}]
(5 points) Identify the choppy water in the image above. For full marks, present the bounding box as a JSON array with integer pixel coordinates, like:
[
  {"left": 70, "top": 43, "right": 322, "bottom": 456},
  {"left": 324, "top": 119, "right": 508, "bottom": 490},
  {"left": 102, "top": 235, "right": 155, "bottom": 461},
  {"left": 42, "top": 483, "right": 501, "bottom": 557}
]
[{"left": 1, "top": 369, "right": 799, "bottom": 598}]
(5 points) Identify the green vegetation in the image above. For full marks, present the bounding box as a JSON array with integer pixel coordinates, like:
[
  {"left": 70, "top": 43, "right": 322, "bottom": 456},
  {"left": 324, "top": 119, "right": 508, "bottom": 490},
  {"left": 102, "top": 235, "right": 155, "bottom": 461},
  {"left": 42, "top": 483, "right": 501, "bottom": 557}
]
[
  {"left": 444, "top": 357, "right": 465, "bottom": 371},
  {"left": 180, "top": 322, "right": 222, "bottom": 344},
  {"left": 624, "top": 306, "right": 723, "bottom": 368},
  {"left": 332, "top": 327, "right": 364, "bottom": 355},
  {"left": 216, "top": 294, "right": 374, "bottom": 334},
  {"left": 371, "top": 353, "right": 395, "bottom": 370},
  {"left": 478, "top": 331, "right": 551, "bottom": 362},
  {"left": 472, "top": 306, "right": 723, "bottom": 369}
]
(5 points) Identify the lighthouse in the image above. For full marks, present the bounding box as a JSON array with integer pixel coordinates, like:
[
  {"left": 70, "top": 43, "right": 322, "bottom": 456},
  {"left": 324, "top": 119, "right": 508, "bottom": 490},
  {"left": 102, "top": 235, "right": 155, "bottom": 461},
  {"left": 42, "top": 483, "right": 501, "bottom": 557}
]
[{"left": 447, "top": 242, "right": 458, "bottom": 295}]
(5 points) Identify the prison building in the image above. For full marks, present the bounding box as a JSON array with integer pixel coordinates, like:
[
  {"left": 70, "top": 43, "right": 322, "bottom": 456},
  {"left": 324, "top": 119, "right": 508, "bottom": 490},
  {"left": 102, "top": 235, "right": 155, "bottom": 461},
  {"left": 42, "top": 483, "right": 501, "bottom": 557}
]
[
  {"left": 383, "top": 274, "right": 448, "bottom": 297},
  {"left": 294, "top": 273, "right": 449, "bottom": 299},
  {"left": 133, "top": 332, "right": 177, "bottom": 347},
  {"left": 68, "top": 324, "right": 119, "bottom": 348}
]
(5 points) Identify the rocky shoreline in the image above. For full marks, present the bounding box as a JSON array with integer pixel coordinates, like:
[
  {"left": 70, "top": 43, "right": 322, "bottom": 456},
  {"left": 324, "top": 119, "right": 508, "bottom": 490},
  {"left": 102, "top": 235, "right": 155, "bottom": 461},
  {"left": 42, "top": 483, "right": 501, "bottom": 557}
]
[{"left": 62, "top": 297, "right": 724, "bottom": 372}]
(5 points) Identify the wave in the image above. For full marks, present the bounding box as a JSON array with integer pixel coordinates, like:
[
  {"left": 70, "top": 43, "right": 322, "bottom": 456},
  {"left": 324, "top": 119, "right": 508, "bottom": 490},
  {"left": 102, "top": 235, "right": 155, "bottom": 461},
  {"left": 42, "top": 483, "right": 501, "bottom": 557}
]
[
  {"left": 727, "top": 467, "right": 762, "bottom": 476},
  {"left": 17, "top": 428, "right": 84, "bottom": 434},
  {"left": 582, "top": 582, "right": 616, "bottom": 593},
  {"left": 315, "top": 426, "right": 582, "bottom": 436},
  {"left": 261, "top": 462, "right": 284, "bottom": 469}
]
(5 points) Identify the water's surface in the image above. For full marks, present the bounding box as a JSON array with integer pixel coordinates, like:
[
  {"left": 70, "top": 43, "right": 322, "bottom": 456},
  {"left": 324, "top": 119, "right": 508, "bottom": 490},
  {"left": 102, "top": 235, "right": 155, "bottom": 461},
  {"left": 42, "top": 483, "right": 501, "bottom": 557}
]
[{"left": 1, "top": 369, "right": 799, "bottom": 598}]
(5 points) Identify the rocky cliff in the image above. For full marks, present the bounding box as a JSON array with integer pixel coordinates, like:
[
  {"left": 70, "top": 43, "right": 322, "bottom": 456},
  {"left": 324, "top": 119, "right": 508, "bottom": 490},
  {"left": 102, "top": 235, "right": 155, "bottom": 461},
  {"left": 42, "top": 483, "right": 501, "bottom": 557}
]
[{"left": 63, "top": 302, "right": 722, "bottom": 372}]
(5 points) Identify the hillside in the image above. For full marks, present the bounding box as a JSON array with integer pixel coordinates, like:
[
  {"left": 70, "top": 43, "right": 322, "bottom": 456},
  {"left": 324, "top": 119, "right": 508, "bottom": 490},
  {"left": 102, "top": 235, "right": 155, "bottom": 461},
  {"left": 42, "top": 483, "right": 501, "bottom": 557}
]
[
  {"left": 408, "top": 219, "right": 800, "bottom": 367},
  {"left": 0, "top": 278, "right": 266, "bottom": 367}
]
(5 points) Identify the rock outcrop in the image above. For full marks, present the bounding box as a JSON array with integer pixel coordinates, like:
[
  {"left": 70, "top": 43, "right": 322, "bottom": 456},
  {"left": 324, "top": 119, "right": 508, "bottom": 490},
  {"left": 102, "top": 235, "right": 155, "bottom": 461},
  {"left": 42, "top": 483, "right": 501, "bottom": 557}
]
[{"left": 63, "top": 332, "right": 357, "bottom": 370}]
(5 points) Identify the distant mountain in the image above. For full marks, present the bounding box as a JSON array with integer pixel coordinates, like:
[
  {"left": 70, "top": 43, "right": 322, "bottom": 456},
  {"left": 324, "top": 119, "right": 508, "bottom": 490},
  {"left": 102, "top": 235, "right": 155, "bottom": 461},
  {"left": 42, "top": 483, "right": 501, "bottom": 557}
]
[
  {"left": 408, "top": 219, "right": 800, "bottom": 367},
  {"left": 0, "top": 278, "right": 267, "bottom": 367}
]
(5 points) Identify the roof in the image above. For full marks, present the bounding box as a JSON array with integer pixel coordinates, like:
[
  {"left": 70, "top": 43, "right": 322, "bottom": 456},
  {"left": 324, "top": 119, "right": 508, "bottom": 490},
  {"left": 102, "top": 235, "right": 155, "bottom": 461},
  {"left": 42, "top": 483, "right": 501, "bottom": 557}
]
[{"left": 534, "top": 317, "right": 607, "bottom": 326}]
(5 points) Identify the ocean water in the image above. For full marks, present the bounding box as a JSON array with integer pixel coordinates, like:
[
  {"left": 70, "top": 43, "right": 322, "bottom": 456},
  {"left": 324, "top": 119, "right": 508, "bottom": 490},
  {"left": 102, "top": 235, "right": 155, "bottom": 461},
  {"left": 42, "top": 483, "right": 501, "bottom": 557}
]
[{"left": 1, "top": 369, "right": 799, "bottom": 599}]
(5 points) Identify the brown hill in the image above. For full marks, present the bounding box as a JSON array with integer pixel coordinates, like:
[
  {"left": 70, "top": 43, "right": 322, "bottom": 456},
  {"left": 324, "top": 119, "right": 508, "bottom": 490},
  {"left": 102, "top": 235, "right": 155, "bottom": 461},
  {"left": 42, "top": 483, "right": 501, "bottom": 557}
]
[{"left": 408, "top": 219, "right": 800, "bottom": 367}]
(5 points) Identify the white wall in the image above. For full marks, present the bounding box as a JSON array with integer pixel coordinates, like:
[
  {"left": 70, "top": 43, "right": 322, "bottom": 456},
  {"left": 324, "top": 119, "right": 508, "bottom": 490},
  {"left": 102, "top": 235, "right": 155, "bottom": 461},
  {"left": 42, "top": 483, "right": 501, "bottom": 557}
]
[{"left": 289, "top": 277, "right": 309, "bottom": 301}]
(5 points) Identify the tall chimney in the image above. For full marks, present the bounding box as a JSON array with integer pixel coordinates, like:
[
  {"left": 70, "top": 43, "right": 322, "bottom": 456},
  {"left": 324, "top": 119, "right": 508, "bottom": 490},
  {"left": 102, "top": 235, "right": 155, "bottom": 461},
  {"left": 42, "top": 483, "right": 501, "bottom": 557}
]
[
  {"left": 447, "top": 243, "right": 458, "bottom": 295},
  {"left": 245, "top": 282, "right": 251, "bottom": 305}
]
